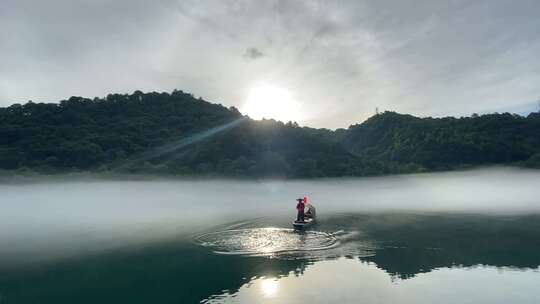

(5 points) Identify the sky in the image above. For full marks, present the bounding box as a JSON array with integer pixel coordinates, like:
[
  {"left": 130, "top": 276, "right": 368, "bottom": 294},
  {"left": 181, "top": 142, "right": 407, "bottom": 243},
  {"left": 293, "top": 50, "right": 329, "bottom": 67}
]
[{"left": 1, "top": 0, "right": 540, "bottom": 129}]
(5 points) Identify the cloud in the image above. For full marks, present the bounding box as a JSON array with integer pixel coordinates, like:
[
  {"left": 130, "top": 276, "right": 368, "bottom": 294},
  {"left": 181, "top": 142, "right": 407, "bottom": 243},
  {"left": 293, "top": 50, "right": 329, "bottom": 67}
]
[
  {"left": 243, "top": 47, "right": 265, "bottom": 60},
  {"left": 1, "top": 0, "right": 540, "bottom": 128}
]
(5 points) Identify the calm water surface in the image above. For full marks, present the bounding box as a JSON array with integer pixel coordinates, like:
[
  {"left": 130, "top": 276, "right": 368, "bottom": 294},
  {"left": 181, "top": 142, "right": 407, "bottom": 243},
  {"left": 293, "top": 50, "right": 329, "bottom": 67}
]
[{"left": 1, "top": 168, "right": 539, "bottom": 303}]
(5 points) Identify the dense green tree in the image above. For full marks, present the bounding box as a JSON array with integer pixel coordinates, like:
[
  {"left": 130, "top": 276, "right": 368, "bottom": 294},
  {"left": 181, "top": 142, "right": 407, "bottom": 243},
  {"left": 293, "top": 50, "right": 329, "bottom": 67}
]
[
  {"left": 1, "top": 91, "right": 539, "bottom": 177},
  {"left": 342, "top": 111, "right": 540, "bottom": 172}
]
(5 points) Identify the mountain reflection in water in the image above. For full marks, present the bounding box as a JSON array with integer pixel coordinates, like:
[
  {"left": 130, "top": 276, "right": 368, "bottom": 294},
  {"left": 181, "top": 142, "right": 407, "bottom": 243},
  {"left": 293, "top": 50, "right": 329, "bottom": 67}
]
[
  {"left": 1, "top": 213, "right": 539, "bottom": 303},
  {"left": 205, "top": 258, "right": 540, "bottom": 304},
  {"left": 2, "top": 170, "right": 540, "bottom": 303}
]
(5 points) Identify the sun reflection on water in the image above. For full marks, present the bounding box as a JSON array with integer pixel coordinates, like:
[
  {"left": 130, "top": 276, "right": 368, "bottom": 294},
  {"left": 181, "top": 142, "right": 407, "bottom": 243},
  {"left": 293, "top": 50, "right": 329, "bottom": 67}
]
[{"left": 261, "top": 278, "right": 279, "bottom": 298}]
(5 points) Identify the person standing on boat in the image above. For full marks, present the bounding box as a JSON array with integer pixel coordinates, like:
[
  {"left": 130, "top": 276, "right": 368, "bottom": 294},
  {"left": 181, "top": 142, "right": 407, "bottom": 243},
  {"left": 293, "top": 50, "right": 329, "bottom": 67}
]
[{"left": 296, "top": 198, "right": 305, "bottom": 222}]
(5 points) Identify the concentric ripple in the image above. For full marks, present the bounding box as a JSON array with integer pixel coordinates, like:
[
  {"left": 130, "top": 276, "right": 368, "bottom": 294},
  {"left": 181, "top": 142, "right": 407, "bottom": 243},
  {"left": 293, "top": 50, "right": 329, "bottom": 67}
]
[{"left": 195, "top": 228, "right": 338, "bottom": 256}]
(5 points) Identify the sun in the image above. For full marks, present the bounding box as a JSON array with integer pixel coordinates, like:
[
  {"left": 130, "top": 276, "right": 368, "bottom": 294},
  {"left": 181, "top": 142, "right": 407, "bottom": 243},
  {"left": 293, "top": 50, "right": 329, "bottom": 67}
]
[{"left": 242, "top": 83, "right": 303, "bottom": 122}]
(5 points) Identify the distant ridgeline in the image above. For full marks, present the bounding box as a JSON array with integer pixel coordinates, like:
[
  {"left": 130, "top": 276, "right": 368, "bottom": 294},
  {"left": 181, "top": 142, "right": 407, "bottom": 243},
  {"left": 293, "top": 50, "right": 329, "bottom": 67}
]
[{"left": 1, "top": 90, "right": 539, "bottom": 177}]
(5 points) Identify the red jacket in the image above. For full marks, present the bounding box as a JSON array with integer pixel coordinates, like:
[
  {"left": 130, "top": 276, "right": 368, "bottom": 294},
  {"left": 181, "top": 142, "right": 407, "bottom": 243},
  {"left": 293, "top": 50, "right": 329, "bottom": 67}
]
[{"left": 296, "top": 202, "right": 305, "bottom": 212}]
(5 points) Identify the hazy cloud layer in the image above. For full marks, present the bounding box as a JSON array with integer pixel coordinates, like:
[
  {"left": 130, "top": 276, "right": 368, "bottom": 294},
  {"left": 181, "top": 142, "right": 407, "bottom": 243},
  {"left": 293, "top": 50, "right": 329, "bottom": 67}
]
[{"left": 1, "top": 0, "right": 540, "bottom": 128}]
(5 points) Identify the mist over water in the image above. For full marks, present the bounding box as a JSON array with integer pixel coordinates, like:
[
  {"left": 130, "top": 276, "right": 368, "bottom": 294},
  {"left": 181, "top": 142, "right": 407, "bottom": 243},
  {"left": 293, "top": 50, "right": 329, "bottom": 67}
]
[
  {"left": 1, "top": 167, "right": 539, "bottom": 266},
  {"left": 1, "top": 167, "right": 540, "bottom": 303}
]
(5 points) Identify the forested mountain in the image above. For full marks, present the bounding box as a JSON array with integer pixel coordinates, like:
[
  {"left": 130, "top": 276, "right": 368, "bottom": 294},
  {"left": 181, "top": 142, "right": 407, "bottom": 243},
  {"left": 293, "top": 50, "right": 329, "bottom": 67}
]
[
  {"left": 1, "top": 90, "right": 539, "bottom": 177},
  {"left": 343, "top": 111, "right": 540, "bottom": 172},
  {"left": 0, "top": 90, "right": 239, "bottom": 172},
  {"left": 0, "top": 90, "right": 383, "bottom": 177}
]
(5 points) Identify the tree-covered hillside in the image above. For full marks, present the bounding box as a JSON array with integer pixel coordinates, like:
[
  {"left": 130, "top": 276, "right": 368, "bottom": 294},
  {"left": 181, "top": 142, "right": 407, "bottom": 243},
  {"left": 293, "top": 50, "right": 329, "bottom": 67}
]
[
  {"left": 342, "top": 111, "right": 540, "bottom": 172},
  {"left": 0, "top": 90, "right": 239, "bottom": 171},
  {"left": 1, "top": 90, "right": 539, "bottom": 177},
  {"left": 0, "top": 90, "right": 383, "bottom": 177}
]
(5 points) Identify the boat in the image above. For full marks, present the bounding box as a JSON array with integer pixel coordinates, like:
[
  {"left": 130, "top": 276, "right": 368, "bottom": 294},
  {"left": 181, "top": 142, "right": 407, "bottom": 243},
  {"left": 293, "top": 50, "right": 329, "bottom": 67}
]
[
  {"left": 293, "top": 217, "right": 315, "bottom": 230},
  {"left": 293, "top": 204, "right": 316, "bottom": 230}
]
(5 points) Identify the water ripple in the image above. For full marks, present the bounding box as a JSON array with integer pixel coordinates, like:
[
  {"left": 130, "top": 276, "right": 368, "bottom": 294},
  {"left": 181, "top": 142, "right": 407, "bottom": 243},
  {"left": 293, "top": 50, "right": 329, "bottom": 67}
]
[{"left": 195, "top": 228, "right": 339, "bottom": 257}]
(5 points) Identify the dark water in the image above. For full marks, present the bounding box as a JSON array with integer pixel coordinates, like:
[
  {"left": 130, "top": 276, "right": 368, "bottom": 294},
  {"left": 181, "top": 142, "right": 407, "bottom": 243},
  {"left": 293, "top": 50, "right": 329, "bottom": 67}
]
[
  {"left": 1, "top": 214, "right": 540, "bottom": 303},
  {"left": 1, "top": 169, "right": 540, "bottom": 303}
]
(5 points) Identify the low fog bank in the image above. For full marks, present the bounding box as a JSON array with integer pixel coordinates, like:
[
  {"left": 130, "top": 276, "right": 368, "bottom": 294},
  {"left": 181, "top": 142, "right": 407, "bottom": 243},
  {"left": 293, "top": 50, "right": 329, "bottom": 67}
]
[
  {"left": 1, "top": 167, "right": 539, "bottom": 266},
  {"left": 315, "top": 167, "right": 540, "bottom": 214}
]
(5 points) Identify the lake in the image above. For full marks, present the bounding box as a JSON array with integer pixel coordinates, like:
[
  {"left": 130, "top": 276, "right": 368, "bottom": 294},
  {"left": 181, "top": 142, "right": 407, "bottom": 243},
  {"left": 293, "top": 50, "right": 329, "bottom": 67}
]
[{"left": 1, "top": 168, "right": 539, "bottom": 303}]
